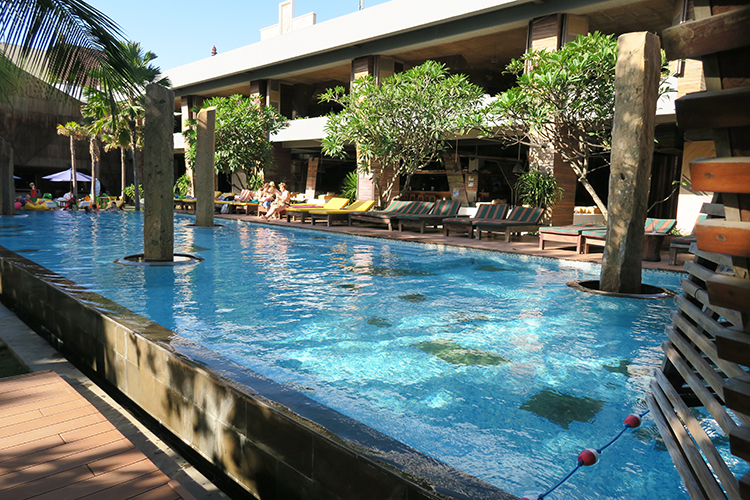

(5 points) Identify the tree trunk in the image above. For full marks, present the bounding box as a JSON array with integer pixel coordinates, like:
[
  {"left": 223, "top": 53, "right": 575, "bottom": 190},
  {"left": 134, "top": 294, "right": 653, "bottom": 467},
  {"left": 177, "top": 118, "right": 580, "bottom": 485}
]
[
  {"left": 89, "top": 136, "right": 97, "bottom": 206},
  {"left": 129, "top": 121, "right": 141, "bottom": 211},
  {"left": 120, "top": 147, "right": 126, "bottom": 199},
  {"left": 70, "top": 136, "right": 77, "bottom": 196},
  {"left": 578, "top": 175, "right": 608, "bottom": 221}
]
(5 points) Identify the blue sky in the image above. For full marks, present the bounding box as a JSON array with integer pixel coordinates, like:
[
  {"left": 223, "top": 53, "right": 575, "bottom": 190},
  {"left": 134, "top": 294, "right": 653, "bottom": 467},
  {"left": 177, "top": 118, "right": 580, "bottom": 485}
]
[{"left": 85, "top": 0, "right": 391, "bottom": 72}]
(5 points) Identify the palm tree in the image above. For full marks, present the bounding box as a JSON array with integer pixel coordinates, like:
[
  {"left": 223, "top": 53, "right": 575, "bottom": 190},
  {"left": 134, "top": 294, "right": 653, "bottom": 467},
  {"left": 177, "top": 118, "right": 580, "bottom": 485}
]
[
  {"left": 56, "top": 121, "right": 85, "bottom": 195},
  {"left": 0, "top": 0, "right": 135, "bottom": 97},
  {"left": 86, "top": 41, "right": 170, "bottom": 210}
]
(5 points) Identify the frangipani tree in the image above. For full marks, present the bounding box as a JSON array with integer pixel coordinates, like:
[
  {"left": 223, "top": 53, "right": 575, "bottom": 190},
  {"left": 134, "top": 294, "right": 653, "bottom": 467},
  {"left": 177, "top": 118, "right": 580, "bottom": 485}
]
[
  {"left": 320, "top": 60, "right": 486, "bottom": 208},
  {"left": 487, "top": 32, "right": 618, "bottom": 219},
  {"left": 184, "top": 94, "right": 287, "bottom": 190}
]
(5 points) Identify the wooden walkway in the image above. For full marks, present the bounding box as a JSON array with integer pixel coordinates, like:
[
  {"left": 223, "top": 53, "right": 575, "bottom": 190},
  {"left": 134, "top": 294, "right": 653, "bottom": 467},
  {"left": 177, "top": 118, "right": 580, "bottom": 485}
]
[{"left": 0, "top": 371, "right": 196, "bottom": 500}]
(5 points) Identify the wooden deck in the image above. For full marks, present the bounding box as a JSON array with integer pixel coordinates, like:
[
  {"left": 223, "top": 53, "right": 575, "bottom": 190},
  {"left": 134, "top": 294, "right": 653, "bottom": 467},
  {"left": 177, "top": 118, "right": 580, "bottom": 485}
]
[{"left": 0, "top": 371, "right": 196, "bottom": 500}]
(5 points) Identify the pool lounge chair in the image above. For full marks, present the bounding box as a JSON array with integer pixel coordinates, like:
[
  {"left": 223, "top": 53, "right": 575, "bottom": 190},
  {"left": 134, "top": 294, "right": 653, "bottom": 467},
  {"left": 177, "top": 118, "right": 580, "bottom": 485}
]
[
  {"left": 397, "top": 200, "right": 461, "bottom": 233},
  {"left": 442, "top": 203, "right": 509, "bottom": 238},
  {"left": 214, "top": 189, "right": 258, "bottom": 214},
  {"left": 309, "top": 200, "right": 375, "bottom": 226},
  {"left": 538, "top": 222, "right": 606, "bottom": 253},
  {"left": 285, "top": 197, "right": 349, "bottom": 223},
  {"left": 349, "top": 200, "right": 433, "bottom": 231},
  {"left": 581, "top": 217, "right": 677, "bottom": 254},
  {"left": 473, "top": 206, "right": 545, "bottom": 241}
]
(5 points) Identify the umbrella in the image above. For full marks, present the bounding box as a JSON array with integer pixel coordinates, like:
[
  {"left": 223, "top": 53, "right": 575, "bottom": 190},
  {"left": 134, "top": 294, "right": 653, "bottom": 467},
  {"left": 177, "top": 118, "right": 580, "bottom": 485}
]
[
  {"left": 13, "top": 176, "right": 20, "bottom": 179},
  {"left": 42, "top": 168, "right": 92, "bottom": 182}
]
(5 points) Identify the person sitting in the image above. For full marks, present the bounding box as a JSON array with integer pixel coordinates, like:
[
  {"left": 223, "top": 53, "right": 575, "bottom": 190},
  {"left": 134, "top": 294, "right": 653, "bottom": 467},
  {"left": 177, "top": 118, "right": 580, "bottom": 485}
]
[
  {"left": 258, "top": 182, "right": 278, "bottom": 213},
  {"left": 262, "top": 182, "right": 290, "bottom": 220}
]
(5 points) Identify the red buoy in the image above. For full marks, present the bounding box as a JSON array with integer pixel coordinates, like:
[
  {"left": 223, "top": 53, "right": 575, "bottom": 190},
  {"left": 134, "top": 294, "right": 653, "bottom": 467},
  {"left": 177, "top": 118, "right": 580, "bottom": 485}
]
[
  {"left": 578, "top": 448, "right": 599, "bottom": 466},
  {"left": 624, "top": 414, "right": 642, "bottom": 428}
]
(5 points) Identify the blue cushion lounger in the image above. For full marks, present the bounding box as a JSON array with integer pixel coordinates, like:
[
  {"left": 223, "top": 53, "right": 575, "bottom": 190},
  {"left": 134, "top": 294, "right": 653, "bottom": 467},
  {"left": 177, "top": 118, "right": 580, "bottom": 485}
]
[
  {"left": 397, "top": 200, "right": 462, "bottom": 233},
  {"left": 581, "top": 217, "right": 677, "bottom": 254},
  {"left": 473, "top": 206, "right": 546, "bottom": 242},
  {"left": 442, "top": 203, "right": 509, "bottom": 238},
  {"left": 349, "top": 200, "right": 433, "bottom": 231},
  {"left": 538, "top": 222, "right": 606, "bottom": 254}
]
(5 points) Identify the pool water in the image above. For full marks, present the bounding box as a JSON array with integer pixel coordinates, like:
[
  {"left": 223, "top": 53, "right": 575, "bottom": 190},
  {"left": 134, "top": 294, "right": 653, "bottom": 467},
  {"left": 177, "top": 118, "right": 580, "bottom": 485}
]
[{"left": 0, "top": 211, "right": 741, "bottom": 499}]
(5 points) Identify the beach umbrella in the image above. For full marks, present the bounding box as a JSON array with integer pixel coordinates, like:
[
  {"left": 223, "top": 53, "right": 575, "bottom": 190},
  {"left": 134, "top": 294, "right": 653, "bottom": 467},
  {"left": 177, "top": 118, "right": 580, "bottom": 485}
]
[{"left": 42, "top": 168, "right": 92, "bottom": 182}]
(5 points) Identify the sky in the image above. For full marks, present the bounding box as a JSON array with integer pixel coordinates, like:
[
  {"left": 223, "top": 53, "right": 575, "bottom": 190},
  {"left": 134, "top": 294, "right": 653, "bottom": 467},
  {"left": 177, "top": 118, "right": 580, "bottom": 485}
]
[{"left": 85, "top": 0, "right": 391, "bottom": 72}]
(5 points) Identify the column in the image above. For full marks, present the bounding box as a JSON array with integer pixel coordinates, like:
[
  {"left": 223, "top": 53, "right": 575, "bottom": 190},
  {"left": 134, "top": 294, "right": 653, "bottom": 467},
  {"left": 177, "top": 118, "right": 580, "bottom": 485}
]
[
  {"left": 143, "top": 84, "right": 176, "bottom": 262},
  {"left": 194, "top": 107, "right": 216, "bottom": 227}
]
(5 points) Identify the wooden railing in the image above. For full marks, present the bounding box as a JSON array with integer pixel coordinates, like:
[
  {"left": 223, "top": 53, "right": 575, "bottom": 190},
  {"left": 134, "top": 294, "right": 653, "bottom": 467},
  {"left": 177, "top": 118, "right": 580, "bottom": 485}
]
[{"left": 649, "top": 3, "right": 750, "bottom": 499}]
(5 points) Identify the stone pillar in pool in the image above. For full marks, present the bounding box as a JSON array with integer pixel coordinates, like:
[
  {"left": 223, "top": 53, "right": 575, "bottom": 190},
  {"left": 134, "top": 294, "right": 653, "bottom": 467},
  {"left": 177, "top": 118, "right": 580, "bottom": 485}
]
[
  {"left": 600, "top": 32, "right": 661, "bottom": 294},
  {"left": 0, "top": 137, "right": 13, "bottom": 216},
  {"left": 194, "top": 107, "right": 216, "bottom": 227},
  {"left": 143, "top": 83, "right": 175, "bottom": 261}
]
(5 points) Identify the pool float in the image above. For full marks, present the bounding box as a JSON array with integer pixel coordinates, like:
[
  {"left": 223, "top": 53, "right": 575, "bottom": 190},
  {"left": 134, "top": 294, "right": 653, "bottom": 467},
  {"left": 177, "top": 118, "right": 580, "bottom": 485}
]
[{"left": 24, "top": 200, "right": 49, "bottom": 211}]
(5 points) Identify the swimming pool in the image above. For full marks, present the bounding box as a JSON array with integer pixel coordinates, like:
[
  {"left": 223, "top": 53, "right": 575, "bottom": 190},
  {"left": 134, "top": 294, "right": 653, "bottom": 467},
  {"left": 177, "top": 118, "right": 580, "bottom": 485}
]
[{"left": 0, "top": 211, "right": 737, "bottom": 499}]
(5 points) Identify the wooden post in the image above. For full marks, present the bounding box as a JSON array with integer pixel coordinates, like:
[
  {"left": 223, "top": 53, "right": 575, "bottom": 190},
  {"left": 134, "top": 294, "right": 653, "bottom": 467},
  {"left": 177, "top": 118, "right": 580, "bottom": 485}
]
[
  {"left": 194, "top": 107, "right": 216, "bottom": 227},
  {"left": 0, "top": 137, "right": 14, "bottom": 216},
  {"left": 600, "top": 32, "right": 662, "bottom": 293},
  {"left": 143, "top": 84, "right": 175, "bottom": 262}
]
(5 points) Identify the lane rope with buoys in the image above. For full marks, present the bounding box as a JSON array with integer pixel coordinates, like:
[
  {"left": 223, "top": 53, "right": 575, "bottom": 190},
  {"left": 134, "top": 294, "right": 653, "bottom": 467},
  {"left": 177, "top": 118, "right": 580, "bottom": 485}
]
[{"left": 519, "top": 411, "right": 647, "bottom": 500}]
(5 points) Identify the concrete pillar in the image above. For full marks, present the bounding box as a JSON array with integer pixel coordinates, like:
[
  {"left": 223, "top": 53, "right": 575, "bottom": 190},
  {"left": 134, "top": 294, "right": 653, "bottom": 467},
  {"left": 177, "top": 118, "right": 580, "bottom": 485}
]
[
  {"left": 600, "top": 32, "right": 661, "bottom": 293},
  {"left": 0, "top": 137, "right": 13, "bottom": 216},
  {"left": 304, "top": 157, "right": 319, "bottom": 201},
  {"left": 143, "top": 84, "right": 176, "bottom": 262},
  {"left": 194, "top": 107, "right": 216, "bottom": 227}
]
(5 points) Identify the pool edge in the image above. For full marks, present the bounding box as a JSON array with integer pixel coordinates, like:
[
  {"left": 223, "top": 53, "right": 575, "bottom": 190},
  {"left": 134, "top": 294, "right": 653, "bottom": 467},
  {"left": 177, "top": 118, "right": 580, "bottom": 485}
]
[{"left": 0, "top": 244, "right": 516, "bottom": 500}]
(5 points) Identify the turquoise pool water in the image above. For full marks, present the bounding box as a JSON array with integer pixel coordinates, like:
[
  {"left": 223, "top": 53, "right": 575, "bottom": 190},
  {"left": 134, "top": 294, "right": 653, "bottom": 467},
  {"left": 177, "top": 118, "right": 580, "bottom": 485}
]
[{"left": 0, "top": 211, "right": 739, "bottom": 499}]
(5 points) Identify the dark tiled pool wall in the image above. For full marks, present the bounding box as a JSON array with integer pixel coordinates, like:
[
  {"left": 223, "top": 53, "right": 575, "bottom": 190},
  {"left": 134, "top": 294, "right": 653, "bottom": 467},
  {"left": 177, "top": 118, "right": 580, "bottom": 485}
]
[{"left": 0, "top": 246, "right": 516, "bottom": 500}]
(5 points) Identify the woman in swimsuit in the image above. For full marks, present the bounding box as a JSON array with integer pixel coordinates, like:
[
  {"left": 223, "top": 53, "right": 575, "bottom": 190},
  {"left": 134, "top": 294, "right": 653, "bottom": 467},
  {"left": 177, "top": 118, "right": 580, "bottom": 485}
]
[{"left": 262, "top": 182, "right": 290, "bottom": 220}]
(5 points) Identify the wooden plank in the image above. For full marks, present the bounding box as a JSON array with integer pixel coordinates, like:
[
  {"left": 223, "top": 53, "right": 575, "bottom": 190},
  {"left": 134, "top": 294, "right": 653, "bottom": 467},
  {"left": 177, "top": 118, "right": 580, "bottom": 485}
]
[
  {"left": 701, "top": 203, "right": 726, "bottom": 217},
  {"left": 655, "top": 370, "right": 741, "bottom": 500},
  {"left": 730, "top": 426, "right": 750, "bottom": 463},
  {"left": 716, "top": 326, "right": 750, "bottom": 365},
  {"left": 650, "top": 379, "right": 729, "bottom": 499},
  {"left": 690, "top": 243, "right": 736, "bottom": 269},
  {"left": 646, "top": 392, "right": 711, "bottom": 500},
  {"left": 675, "top": 86, "right": 750, "bottom": 130},
  {"left": 681, "top": 278, "right": 744, "bottom": 327},
  {"left": 690, "top": 157, "right": 750, "bottom": 193},
  {"left": 661, "top": 6, "right": 750, "bottom": 60},
  {"left": 724, "top": 378, "right": 750, "bottom": 419},
  {"left": 667, "top": 324, "right": 728, "bottom": 399},
  {"left": 707, "top": 274, "right": 750, "bottom": 313},
  {"left": 662, "top": 340, "right": 738, "bottom": 434},
  {"left": 696, "top": 220, "right": 750, "bottom": 257},
  {"left": 670, "top": 309, "right": 746, "bottom": 380}
]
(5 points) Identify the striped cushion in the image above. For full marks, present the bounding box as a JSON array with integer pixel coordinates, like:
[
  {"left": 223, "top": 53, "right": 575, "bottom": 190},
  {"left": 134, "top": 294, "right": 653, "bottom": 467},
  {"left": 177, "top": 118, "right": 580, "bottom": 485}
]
[
  {"left": 581, "top": 229, "right": 606, "bottom": 239},
  {"left": 539, "top": 223, "right": 604, "bottom": 235},
  {"left": 506, "top": 206, "right": 545, "bottom": 223},
  {"left": 399, "top": 201, "right": 433, "bottom": 215},
  {"left": 645, "top": 218, "right": 676, "bottom": 234},
  {"left": 475, "top": 203, "right": 509, "bottom": 219},
  {"left": 431, "top": 200, "right": 461, "bottom": 217}
]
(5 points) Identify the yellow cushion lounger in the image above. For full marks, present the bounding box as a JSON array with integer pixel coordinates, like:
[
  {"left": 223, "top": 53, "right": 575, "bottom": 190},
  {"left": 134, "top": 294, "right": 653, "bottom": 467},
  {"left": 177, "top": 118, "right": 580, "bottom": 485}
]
[
  {"left": 285, "top": 197, "right": 349, "bottom": 223},
  {"left": 309, "top": 200, "right": 375, "bottom": 226}
]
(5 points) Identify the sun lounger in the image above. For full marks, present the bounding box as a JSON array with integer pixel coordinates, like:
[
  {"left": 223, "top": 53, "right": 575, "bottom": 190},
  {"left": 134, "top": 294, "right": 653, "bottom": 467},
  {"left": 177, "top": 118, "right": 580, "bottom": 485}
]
[
  {"left": 442, "top": 203, "right": 509, "bottom": 238},
  {"left": 286, "top": 197, "right": 349, "bottom": 223},
  {"left": 473, "top": 206, "right": 546, "bottom": 242},
  {"left": 538, "top": 222, "right": 606, "bottom": 253},
  {"left": 581, "top": 217, "right": 677, "bottom": 254},
  {"left": 349, "top": 200, "right": 433, "bottom": 231},
  {"left": 397, "top": 200, "right": 461, "bottom": 233},
  {"left": 309, "top": 200, "right": 375, "bottom": 226}
]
